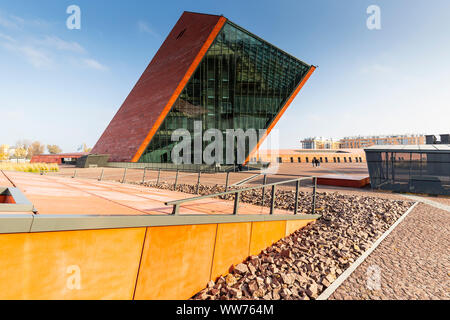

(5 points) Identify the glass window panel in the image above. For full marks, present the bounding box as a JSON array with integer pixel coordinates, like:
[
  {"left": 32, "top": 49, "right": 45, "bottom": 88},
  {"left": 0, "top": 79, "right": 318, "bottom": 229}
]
[{"left": 139, "top": 21, "right": 310, "bottom": 164}]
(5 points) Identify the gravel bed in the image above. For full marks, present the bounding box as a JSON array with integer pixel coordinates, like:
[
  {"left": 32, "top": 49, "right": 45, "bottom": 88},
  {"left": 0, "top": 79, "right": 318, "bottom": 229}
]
[{"left": 137, "top": 181, "right": 413, "bottom": 300}]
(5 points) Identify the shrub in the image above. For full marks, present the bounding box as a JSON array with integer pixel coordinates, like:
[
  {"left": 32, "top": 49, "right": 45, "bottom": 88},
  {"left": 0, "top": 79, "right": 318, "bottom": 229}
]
[{"left": 0, "top": 162, "right": 59, "bottom": 173}]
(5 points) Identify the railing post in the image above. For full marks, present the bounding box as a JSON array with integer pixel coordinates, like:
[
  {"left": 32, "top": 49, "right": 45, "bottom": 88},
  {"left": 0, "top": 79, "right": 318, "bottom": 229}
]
[
  {"left": 196, "top": 170, "right": 201, "bottom": 194},
  {"left": 174, "top": 169, "right": 179, "bottom": 190},
  {"left": 270, "top": 185, "right": 276, "bottom": 215},
  {"left": 72, "top": 169, "right": 77, "bottom": 179},
  {"left": 157, "top": 168, "right": 161, "bottom": 185},
  {"left": 311, "top": 177, "right": 317, "bottom": 214},
  {"left": 233, "top": 192, "right": 240, "bottom": 215},
  {"left": 225, "top": 171, "right": 230, "bottom": 192},
  {"left": 142, "top": 167, "right": 146, "bottom": 184},
  {"left": 172, "top": 203, "right": 180, "bottom": 215},
  {"left": 261, "top": 174, "right": 267, "bottom": 206},
  {"left": 294, "top": 179, "right": 300, "bottom": 214},
  {"left": 121, "top": 168, "right": 127, "bottom": 183},
  {"left": 164, "top": 177, "right": 312, "bottom": 218},
  {"left": 98, "top": 168, "right": 104, "bottom": 181}
]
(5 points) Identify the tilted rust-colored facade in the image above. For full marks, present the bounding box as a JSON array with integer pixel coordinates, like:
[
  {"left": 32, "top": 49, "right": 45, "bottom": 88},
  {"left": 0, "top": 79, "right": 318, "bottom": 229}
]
[{"left": 92, "top": 12, "right": 315, "bottom": 163}]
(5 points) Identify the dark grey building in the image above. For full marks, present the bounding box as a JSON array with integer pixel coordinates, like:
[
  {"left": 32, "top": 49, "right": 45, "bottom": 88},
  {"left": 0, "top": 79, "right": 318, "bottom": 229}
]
[{"left": 365, "top": 145, "right": 450, "bottom": 196}]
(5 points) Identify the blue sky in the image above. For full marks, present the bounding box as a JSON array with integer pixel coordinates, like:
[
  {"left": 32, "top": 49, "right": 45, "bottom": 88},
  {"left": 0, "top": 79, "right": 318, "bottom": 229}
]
[{"left": 0, "top": 0, "right": 449, "bottom": 152}]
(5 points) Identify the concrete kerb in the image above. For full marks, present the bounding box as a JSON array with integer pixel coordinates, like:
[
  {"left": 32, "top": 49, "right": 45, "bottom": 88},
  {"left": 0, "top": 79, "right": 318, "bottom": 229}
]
[{"left": 402, "top": 194, "right": 450, "bottom": 212}]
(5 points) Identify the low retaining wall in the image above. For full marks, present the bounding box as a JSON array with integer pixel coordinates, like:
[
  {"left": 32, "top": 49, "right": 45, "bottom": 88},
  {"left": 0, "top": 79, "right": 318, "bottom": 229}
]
[
  {"left": 106, "top": 162, "right": 217, "bottom": 172},
  {"left": 0, "top": 218, "right": 316, "bottom": 299}
]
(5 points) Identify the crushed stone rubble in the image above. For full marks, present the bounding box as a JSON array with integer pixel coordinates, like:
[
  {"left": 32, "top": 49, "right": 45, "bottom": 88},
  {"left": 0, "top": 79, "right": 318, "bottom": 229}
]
[{"left": 137, "top": 181, "right": 412, "bottom": 300}]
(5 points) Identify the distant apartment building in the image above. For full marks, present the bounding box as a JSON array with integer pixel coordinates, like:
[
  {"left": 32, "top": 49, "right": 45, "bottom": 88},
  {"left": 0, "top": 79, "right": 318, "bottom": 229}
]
[
  {"left": 340, "top": 134, "right": 425, "bottom": 149},
  {"left": 301, "top": 137, "right": 340, "bottom": 150}
]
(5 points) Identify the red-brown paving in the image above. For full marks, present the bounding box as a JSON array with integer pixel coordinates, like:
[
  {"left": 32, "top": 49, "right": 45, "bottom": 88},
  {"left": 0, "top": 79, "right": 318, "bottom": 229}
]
[{"left": 1, "top": 171, "right": 292, "bottom": 216}]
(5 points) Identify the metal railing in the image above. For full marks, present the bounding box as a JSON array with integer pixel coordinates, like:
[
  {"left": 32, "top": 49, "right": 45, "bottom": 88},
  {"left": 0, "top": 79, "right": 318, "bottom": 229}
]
[
  {"left": 63, "top": 165, "right": 268, "bottom": 185},
  {"left": 64, "top": 168, "right": 319, "bottom": 213},
  {"left": 96, "top": 167, "right": 263, "bottom": 192},
  {"left": 69, "top": 167, "right": 190, "bottom": 187},
  {"left": 165, "top": 176, "right": 318, "bottom": 216},
  {"left": 140, "top": 168, "right": 184, "bottom": 189}
]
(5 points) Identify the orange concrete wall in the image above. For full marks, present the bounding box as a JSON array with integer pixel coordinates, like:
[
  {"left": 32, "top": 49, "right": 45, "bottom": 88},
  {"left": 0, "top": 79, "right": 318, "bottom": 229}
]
[
  {"left": 134, "top": 224, "right": 217, "bottom": 300},
  {"left": 0, "top": 228, "right": 146, "bottom": 299},
  {"left": 211, "top": 222, "right": 252, "bottom": 280},
  {"left": 0, "top": 219, "right": 316, "bottom": 300},
  {"left": 249, "top": 221, "right": 286, "bottom": 256},
  {"left": 135, "top": 219, "right": 315, "bottom": 299},
  {"left": 285, "top": 220, "right": 312, "bottom": 236}
]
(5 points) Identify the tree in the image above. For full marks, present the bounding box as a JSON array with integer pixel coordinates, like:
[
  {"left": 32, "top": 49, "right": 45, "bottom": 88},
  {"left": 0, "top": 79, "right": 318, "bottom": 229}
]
[
  {"left": 47, "top": 145, "right": 62, "bottom": 154},
  {"left": 16, "top": 139, "right": 31, "bottom": 150},
  {"left": 82, "top": 143, "right": 92, "bottom": 153},
  {"left": 27, "top": 141, "right": 45, "bottom": 158},
  {"left": 0, "top": 145, "right": 9, "bottom": 161},
  {"left": 16, "top": 140, "right": 32, "bottom": 159},
  {"left": 14, "top": 147, "right": 27, "bottom": 159}
]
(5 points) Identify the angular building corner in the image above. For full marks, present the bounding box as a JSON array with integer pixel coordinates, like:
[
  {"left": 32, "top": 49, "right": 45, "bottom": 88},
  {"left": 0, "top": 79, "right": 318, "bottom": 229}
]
[{"left": 92, "top": 11, "right": 315, "bottom": 164}]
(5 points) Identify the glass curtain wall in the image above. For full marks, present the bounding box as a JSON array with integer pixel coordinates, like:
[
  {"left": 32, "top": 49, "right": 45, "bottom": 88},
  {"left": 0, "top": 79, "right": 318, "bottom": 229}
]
[
  {"left": 138, "top": 21, "right": 311, "bottom": 164},
  {"left": 366, "top": 151, "right": 450, "bottom": 195}
]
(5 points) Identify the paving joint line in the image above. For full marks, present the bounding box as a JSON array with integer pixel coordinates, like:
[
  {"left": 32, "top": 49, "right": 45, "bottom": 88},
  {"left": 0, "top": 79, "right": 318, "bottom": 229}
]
[{"left": 316, "top": 201, "right": 419, "bottom": 300}]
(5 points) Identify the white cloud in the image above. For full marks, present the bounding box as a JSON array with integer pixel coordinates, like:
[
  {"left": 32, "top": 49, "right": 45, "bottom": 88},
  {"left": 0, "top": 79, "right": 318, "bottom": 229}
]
[
  {"left": 0, "top": 34, "right": 53, "bottom": 68},
  {"left": 36, "top": 36, "right": 86, "bottom": 54},
  {"left": 82, "top": 58, "right": 108, "bottom": 71},
  {"left": 0, "top": 33, "right": 105, "bottom": 70},
  {"left": 0, "top": 13, "right": 22, "bottom": 29},
  {"left": 0, "top": 12, "right": 51, "bottom": 30},
  {"left": 138, "top": 21, "right": 159, "bottom": 38},
  {"left": 0, "top": 32, "right": 15, "bottom": 42},
  {"left": 0, "top": 11, "right": 107, "bottom": 71},
  {"left": 19, "top": 45, "right": 53, "bottom": 68},
  {"left": 0, "top": 20, "right": 106, "bottom": 71},
  {"left": 360, "top": 63, "right": 393, "bottom": 74}
]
